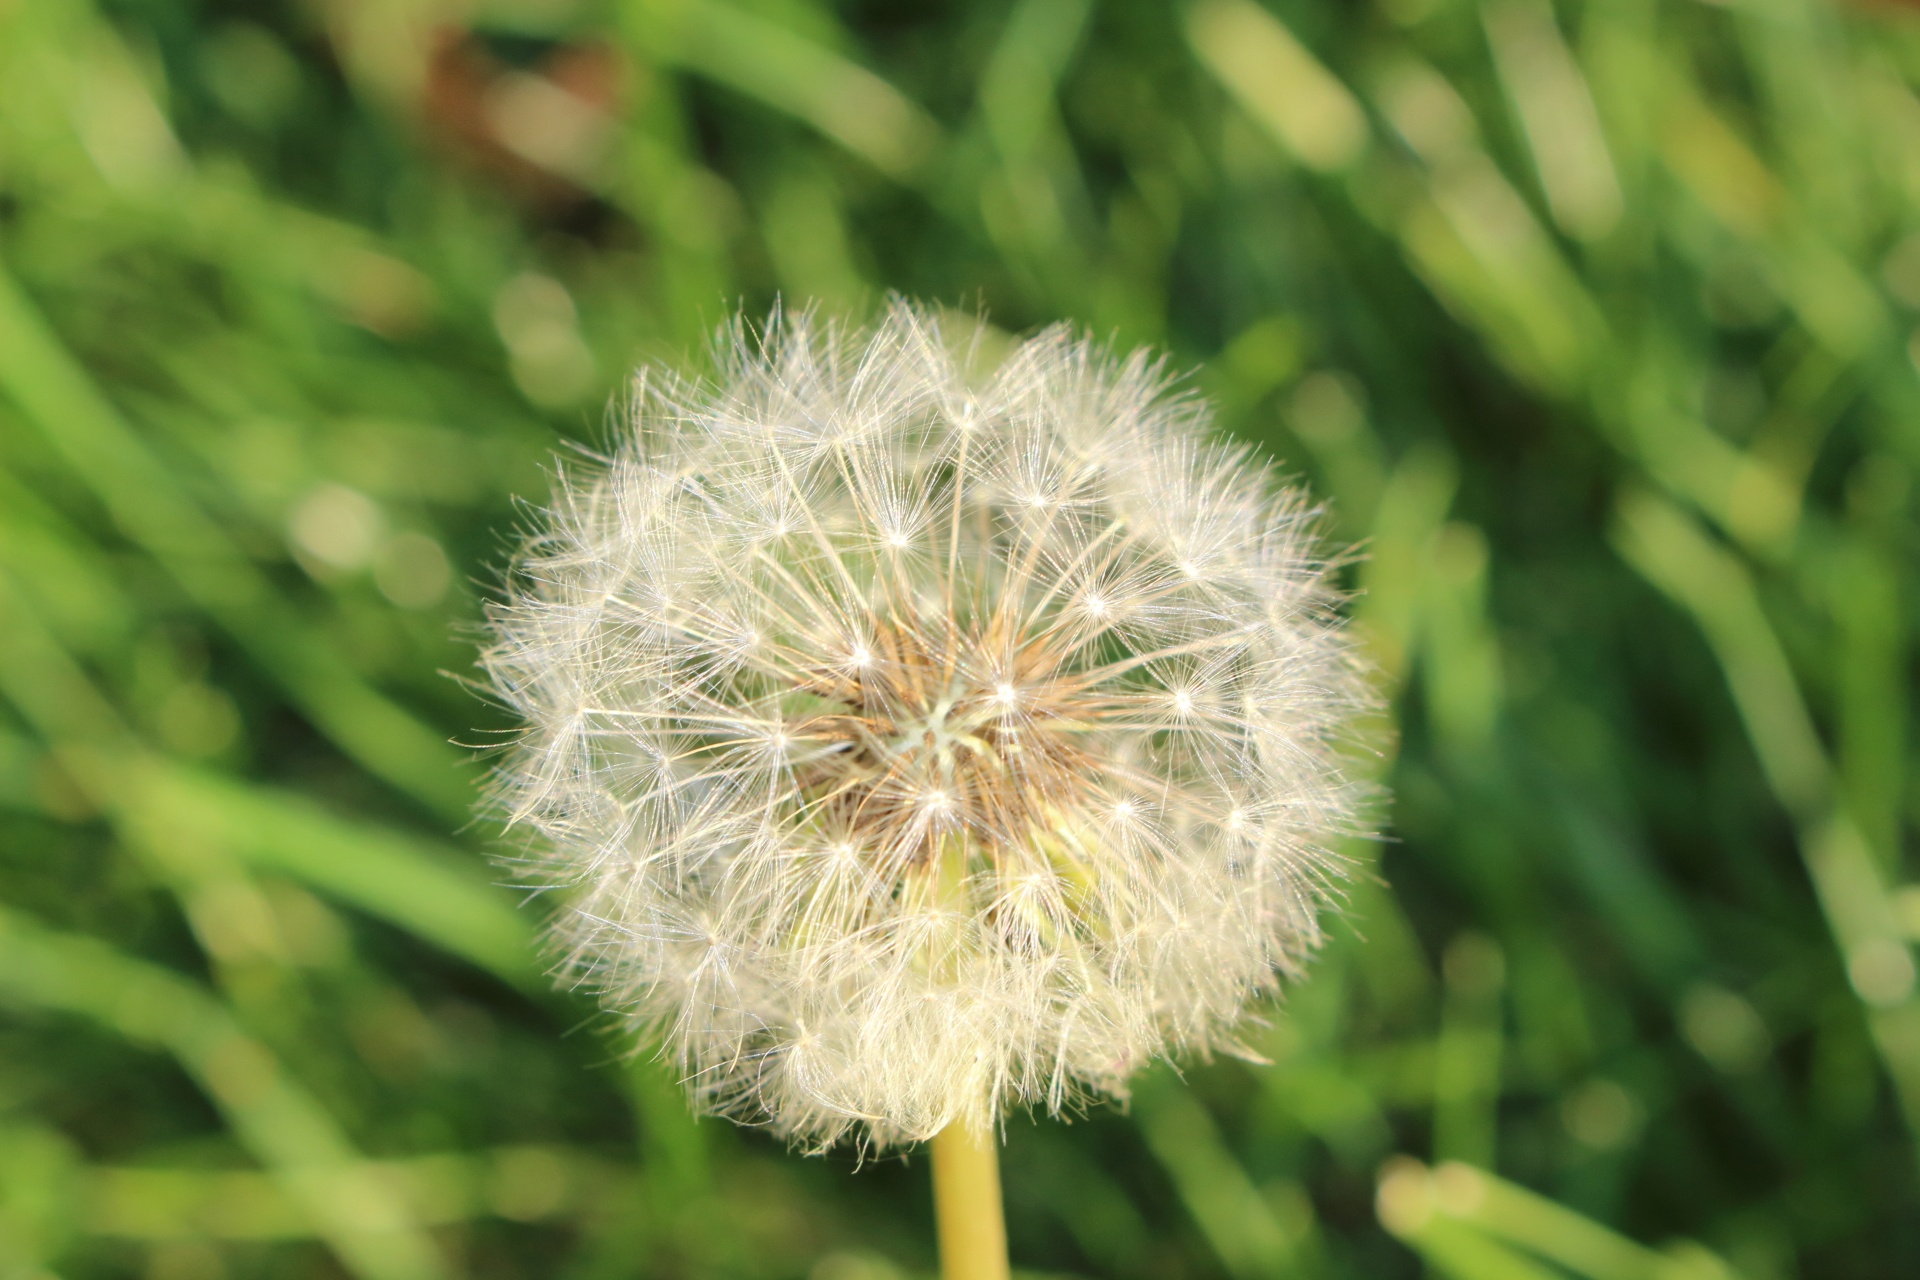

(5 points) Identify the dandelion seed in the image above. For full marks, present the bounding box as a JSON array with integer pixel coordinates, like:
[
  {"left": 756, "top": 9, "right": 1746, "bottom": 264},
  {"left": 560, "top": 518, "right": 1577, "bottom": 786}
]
[{"left": 479, "top": 302, "right": 1373, "bottom": 1152}]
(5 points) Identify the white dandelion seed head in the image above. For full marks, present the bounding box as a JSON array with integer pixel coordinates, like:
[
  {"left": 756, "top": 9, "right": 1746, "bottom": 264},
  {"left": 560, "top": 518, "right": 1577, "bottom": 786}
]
[{"left": 479, "top": 302, "right": 1374, "bottom": 1150}]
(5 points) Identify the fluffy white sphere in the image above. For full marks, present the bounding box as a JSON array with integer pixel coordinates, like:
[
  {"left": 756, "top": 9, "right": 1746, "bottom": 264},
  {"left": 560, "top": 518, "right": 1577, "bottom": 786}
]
[{"left": 481, "top": 304, "right": 1370, "bottom": 1148}]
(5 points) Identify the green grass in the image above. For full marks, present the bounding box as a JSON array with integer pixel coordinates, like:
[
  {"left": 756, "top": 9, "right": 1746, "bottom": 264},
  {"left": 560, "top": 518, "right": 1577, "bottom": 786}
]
[{"left": 1, "top": 0, "right": 1917, "bottom": 1275}]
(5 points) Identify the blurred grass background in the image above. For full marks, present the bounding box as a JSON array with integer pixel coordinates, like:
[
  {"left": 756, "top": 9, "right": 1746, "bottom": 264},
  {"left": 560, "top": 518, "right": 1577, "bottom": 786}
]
[{"left": 1, "top": 0, "right": 1918, "bottom": 1276}]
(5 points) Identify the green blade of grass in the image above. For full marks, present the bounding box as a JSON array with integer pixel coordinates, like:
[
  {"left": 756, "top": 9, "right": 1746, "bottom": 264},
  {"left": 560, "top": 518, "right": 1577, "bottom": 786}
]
[
  {"left": 83, "top": 1145, "right": 618, "bottom": 1241},
  {"left": 0, "top": 907, "right": 449, "bottom": 1280},
  {"left": 1378, "top": 1157, "right": 1740, "bottom": 1280},
  {"left": 0, "top": 563, "right": 535, "bottom": 992},
  {"left": 136, "top": 765, "right": 538, "bottom": 992},
  {"left": 626, "top": 0, "right": 941, "bottom": 182},
  {"left": 0, "top": 257, "right": 472, "bottom": 824},
  {"left": 1613, "top": 487, "right": 1920, "bottom": 1142},
  {"left": 1134, "top": 1075, "right": 1309, "bottom": 1280}
]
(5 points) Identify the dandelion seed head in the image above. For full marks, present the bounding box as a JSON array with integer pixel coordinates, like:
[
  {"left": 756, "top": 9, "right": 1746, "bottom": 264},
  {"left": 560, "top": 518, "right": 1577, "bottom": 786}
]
[{"left": 480, "top": 303, "right": 1373, "bottom": 1149}]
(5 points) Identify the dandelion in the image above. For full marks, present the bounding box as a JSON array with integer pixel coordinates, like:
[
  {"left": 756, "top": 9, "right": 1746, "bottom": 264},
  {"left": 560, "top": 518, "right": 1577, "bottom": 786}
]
[{"left": 479, "top": 302, "right": 1372, "bottom": 1278}]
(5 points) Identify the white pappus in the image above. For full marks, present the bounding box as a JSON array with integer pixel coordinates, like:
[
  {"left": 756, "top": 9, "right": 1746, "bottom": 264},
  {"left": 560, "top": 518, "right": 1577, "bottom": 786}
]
[{"left": 479, "top": 302, "right": 1373, "bottom": 1150}]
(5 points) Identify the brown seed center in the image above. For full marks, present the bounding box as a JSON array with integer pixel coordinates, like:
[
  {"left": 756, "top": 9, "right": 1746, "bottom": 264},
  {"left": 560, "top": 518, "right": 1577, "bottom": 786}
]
[{"left": 790, "top": 618, "right": 1093, "bottom": 871}]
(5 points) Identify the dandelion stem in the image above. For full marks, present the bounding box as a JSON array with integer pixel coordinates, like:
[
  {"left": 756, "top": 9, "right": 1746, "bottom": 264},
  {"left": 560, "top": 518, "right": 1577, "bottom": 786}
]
[{"left": 931, "top": 1120, "right": 1009, "bottom": 1280}]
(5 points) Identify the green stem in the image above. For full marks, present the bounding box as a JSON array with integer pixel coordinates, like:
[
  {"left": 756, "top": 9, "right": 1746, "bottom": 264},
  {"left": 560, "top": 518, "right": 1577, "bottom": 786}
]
[{"left": 931, "top": 1121, "right": 1009, "bottom": 1280}]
